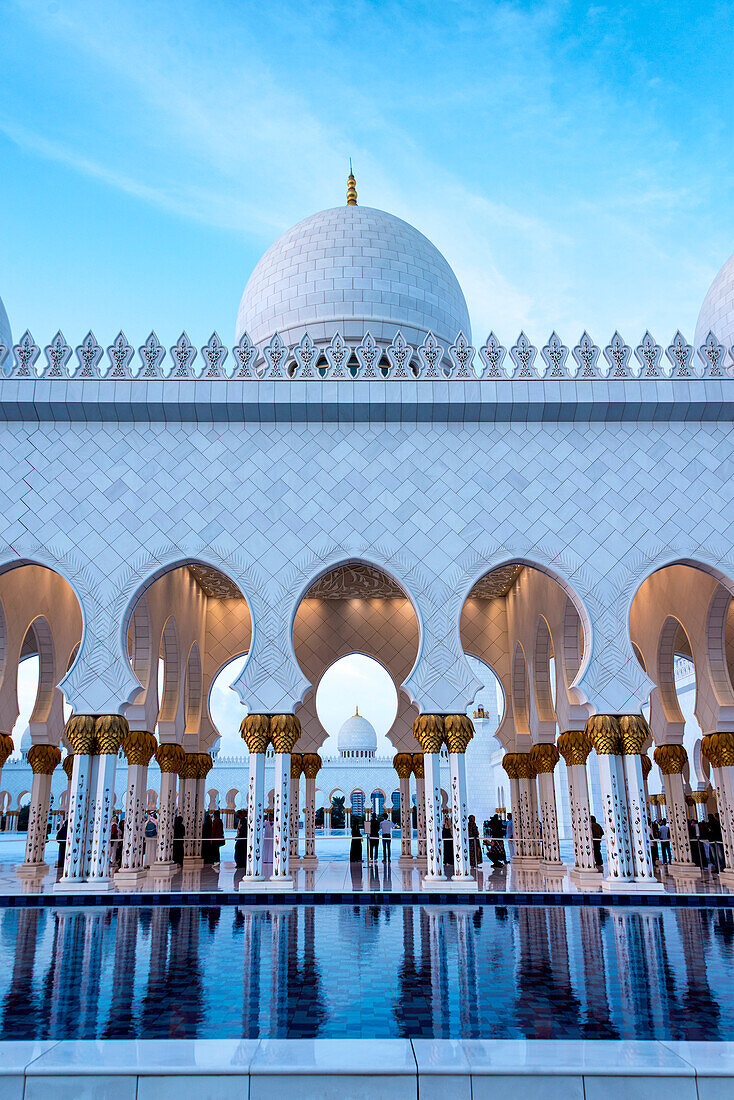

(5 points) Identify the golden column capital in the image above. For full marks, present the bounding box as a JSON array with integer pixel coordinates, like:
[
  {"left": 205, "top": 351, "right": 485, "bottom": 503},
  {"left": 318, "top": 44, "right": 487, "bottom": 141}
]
[
  {"left": 654, "top": 743, "right": 688, "bottom": 775},
  {"left": 444, "top": 714, "right": 474, "bottom": 754},
  {"left": 27, "top": 744, "right": 61, "bottom": 775},
  {"left": 195, "top": 752, "right": 214, "bottom": 779},
  {"left": 393, "top": 752, "right": 413, "bottom": 779},
  {"left": 301, "top": 752, "right": 322, "bottom": 779},
  {"left": 585, "top": 714, "right": 622, "bottom": 755},
  {"left": 411, "top": 753, "right": 424, "bottom": 779},
  {"left": 122, "top": 729, "right": 157, "bottom": 767},
  {"left": 64, "top": 715, "right": 96, "bottom": 755},
  {"left": 702, "top": 732, "right": 734, "bottom": 768},
  {"left": 240, "top": 714, "right": 271, "bottom": 754},
  {"left": 291, "top": 752, "right": 303, "bottom": 779},
  {"left": 691, "top": 790, "right": 711, "bottom": 805},
  {"left": 557, "top": 730, "right": 593, "bottom": 766},
  {"left": 155, "top": 742, "right": 185, "bottom": 774},
  {"left": 502, "top": 751, "right": 534, "bottom": 779},
  {"left": 0, "top": 733, "right": 13, "bottom": 768},
  {"left": 619, "top": 714, "right": 650, "bottom": 755},
  {"left": 270, "top": 713, "right": 301, "bottom": 753},
  {"left": 178, "top": 752, "right": 199, "bottom": 780},
  {"left": 95, "top": 714, "right": 129, "bottom": 755},
  {"left": 530, "top": 742, "right": 560, "bottom": 774},
  {"left": 62, "top": 754, "right": 74, "bottom": 781},
  {"left": 640, "top": 753, "right": 652, "bottom": 779},
  {"left": 413, "top": 713, "right": 444, "bottom": 754}
]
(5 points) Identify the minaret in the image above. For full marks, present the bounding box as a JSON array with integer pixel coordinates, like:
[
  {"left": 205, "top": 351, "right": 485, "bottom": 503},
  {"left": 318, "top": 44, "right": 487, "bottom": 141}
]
[{"left": 347, "top": 161, "right": 357, "bottom": 206}]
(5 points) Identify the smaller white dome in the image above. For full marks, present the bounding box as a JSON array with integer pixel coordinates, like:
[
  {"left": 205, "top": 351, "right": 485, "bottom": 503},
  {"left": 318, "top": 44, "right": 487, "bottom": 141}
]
[
  {"left": 20, "top": 728, "right": 31, "bottom": 755},
  {"left": 338, "top": 708, "right": 378, "bottom": 755}
]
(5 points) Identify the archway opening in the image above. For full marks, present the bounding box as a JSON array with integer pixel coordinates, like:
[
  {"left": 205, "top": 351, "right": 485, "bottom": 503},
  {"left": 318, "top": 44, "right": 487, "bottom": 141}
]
[{"left": 315, "top": 653, "right": 398, "bottom": 759}]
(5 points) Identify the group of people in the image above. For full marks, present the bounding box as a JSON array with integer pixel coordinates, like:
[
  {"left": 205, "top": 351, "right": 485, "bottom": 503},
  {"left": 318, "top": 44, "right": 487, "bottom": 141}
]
[
  {"left": 650, "top": 813, "right": 725, "bottom": 870},
  {"left": 350, "top": 812, "right": 394, "bottom": 863}
]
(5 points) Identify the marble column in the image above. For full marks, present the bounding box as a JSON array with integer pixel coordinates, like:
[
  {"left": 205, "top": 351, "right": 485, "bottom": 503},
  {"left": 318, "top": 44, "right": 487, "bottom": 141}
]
[
  {"left": 301, "top": 753, "right": 321, "bottom": 865},
  {"left": 18, "top": 744, "right": 61, "bottom": 877},
  {"left": 394, "top": 753, "right": 413, "bottom": 863},
  {"left": 587, "top": 715, "right": 635, "bottom": 886},
  {"left": 180, "top": 754, "right": 199, "bottom": 863},
  {"left": 59, "top": 715, "right": 96, "bottom": 887},
  {"left": 412, "top": 754, "right": 426, "bottom": 861},
  {"left": 701, "top": 733, "right": 734, "bottom": 887},
  {"left": 240, "top": 714, "right": 270, "bottom": 885},
  {"left": 270, "top": 713, "right": 301, "bottom": 890},
  {"left": 503, "top": 753, "right": 537, "bottom": 865},
  {"left": 654, "top": 743, "right": 695, "bottom": 872},
  {"left": 445, "top": 714, "right": 476, "bottom": 885},
  {"left": 557, "top": 730, "right": 598, "bottom": 882},
  {"left": 116, "top": 730, "right": 156, "bottom": 884},
  {"left": 87, "top": 715, "right": 127, "bottom": 884},
  {"left": 618, "top": 715, "right": 658, "bottom": 886},
  {"left": 414, "top": 714, "right": 446, "bottom": 887},
  {"left": 530, "top": 742, "right": 563, "bottom": 871},
  {"left": 152, "top": 743, "right": 184, "bottom": 874},
  {"left": 289, "top": 753, "right": 302, "bottom": 861},
  {"left": 691, "top": 789, "right": 711, "bottom": 822}
]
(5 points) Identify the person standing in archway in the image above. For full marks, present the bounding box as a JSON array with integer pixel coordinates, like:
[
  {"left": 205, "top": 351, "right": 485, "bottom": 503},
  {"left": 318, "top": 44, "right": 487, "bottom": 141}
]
[
  {"left": 368, "top": 812, "right": 380, "bottom": 863},
  {"left": 380, "top": 812, "right": 392, "bottom": 862},
  {"left": 350, "top": 813, "right": 363, "bottom": 863}
]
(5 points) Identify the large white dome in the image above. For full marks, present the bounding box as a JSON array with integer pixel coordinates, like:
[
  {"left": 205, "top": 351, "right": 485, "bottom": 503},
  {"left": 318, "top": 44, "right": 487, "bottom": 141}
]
[
  {"left": 695, "top": 249, "right": 734, "bottom": 353},
  {"left": 236, "top": 204, "right": 471, "bottom": 351},
  {"left": 337, "top": 709, "right": 378, "bottom": 756}
]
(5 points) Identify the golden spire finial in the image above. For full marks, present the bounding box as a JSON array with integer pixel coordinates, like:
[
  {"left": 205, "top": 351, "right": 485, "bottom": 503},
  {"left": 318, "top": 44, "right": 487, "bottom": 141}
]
[
  {"left": 355, "top": 704, "right": 359, "bottom": 717},
  {"left": 347, "top": 160, "right": 357, "bottom": 206}
]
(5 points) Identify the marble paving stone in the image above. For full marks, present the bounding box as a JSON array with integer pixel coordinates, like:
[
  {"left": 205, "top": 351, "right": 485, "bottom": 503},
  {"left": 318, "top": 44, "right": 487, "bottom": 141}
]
[
  {"left": 660, "top": 1041, "right": 734, "bottom": 1075},
  {"left": 0, "top": 1041, "right": 59, "bottom": 1072},
  {"left": 463, "top": 1039, "right": 696, "bottom": 1076},
  {"left": 0, "top": 1080, "right": 23, "bottom": 1100},
  {"left": 250, "top": 1038, "right": 417, "bottom": 1100},
  {"left": 410, "top": 1039, "right": 471, "bottom": 1100},
  {"left": 471, "top": 1075, "right": 583, "bottom": 1100},
  {"left": 22, "top": 1075, "right": 137, "bottom": 1100},
  {"left": 137, "top": 1076, "right": 249, "bottom": 1100},
  {"left": 249, "top": 1076, "right": 416, "bottom": 1100},
  {"left": 20, "top": 1039, "right": 254, "bottom": 1074},
  {"left": 583, "top": 1078, "right": 697, "bottom": 1100}
]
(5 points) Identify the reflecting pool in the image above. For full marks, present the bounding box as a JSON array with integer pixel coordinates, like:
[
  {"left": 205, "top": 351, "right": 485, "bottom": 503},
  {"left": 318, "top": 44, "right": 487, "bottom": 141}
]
[{"left": 0, "top": 904, "right": 732, "bottom": 1040}]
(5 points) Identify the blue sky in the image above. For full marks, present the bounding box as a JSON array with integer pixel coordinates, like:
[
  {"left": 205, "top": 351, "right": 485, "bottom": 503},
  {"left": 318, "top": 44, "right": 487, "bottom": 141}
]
[{"left": 1, "top": 0, "right": 734, "bottom": 352}]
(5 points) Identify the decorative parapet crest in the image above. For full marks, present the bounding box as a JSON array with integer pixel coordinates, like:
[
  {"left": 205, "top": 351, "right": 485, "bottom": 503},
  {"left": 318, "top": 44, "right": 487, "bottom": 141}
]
[{"left": 3, "top": 327, "right": 734, "bottom": 381}]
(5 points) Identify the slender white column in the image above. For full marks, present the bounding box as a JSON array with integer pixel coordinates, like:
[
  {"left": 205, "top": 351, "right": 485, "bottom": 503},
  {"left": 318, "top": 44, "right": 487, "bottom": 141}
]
[
  {"left": 194, "top": 775, "right": 206, "bottom": 859},
  {"left": 415, "top": 773, "right": 427, "bottom": 861},
  {"left": 622, "top": 752, "right": 657, "bottom": 881},
  {"left": 155, "top": 770, "right": 178, "bottom": 867},
  {"left": 565, "top": 762, "right": 596, "bottom": 872},
  {"left": 289, "top": 757, "right": 301, "bottom": 860},
  {"left": 120, "top": 763, "right": 148, "bottom": 872},
  {"left": 449, "top": 751, "right": 473, "bottom": 881},
  {"left": 303, "top": 772, "right": 317, "bottom": 862},
  {"left": 182, "top": 768, "right": 198, "bottom": 861},
  {"left": 62, "top": 753, "right": 93, "bottom": 883},
  {"left": 506, "top": 775, "right": 525, "bottom": 860},
  {"left": 245, "top": 751, "right": 266, "bottom": 879},
  {"left": 22, "top": 771, "right": 53, "bottom": 869},
  {"left": 518, "top": 776, "right": 539, "bottom": 862},
  {"left": 271, "top": 751, "right": 292, "bottom": 885},
  {"left": 660, "top": 769, "right": 693, "bottom": 867},
  {"left": 399, "top": 774, "right": 412, "bottom": 859},
  {"left": 596, "top": 751, "right": 634, "bottom": 882},
  {"left": 422, "top": 751, "right": 445, "bottom": 882},
  {"left": 536, "top": 771, "right": 561, "bottom": 864},
  {"left": 88, "top": 751, "right": 117, "bottom": 882}
]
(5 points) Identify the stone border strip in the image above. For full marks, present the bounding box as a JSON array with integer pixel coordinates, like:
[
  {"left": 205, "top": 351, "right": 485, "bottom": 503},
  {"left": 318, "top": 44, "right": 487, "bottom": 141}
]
[{"left": 4, "top": 1038, "right": 730, "bottom": 1098}]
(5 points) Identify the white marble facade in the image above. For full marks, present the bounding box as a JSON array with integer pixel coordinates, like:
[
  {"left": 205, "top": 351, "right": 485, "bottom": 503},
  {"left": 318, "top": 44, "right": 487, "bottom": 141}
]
[{"left": 1, "top": 182, "right": 734, "bottom": 887}]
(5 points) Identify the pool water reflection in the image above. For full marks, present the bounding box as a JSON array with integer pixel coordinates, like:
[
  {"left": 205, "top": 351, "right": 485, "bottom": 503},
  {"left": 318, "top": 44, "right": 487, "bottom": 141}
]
[{"left": 0, "top": 904, "right": 732, "bottom": 1041}]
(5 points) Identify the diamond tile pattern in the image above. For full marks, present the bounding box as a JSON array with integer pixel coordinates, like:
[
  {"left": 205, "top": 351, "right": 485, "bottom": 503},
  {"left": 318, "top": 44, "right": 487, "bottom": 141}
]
[{"left": 1, "top": 409, "right": 733, "bottom": 719}]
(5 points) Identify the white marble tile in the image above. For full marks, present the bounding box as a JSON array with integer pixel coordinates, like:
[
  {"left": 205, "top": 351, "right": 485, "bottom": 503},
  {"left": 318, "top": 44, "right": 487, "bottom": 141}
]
[
  {"left": 660, "top": 1041, "right": 734, "bottom": 1075},
  {"left": 137, "top": 1076, "right": 249, "bottom": 1100},
  {"left": 25, "top": 1039, "right": 257, "bottom": 1074},
  {"left": 583, "top": 1077, "right": 697, "bottom": 1100},
  {"left": 23, "top": 1076, "right": 137, "bottom": 1100},
  {"left": 0, "top": 1042, "right": 59, "bottom": 1073},
  {"left": 411, "top": 1039, "right": 470, "bottom": 1099},
  {"left": 472, "top": 1076, "right": 583, "bottom": 1100},
  {"left": 0, "top": 1079, "right": 23, "bottom": 1100},
  {"left": 463, "top": 1039, "right": 695, "bottom": 1076},
  {"left": 250, "top": 1076, "right": 416, "bottom": 1100},
  {"left": 696, "top": 1082, "right": 734, "bottom": 1100},
  {"left": 250, "top": 1038, "right": 416, "bottom": 1074}
]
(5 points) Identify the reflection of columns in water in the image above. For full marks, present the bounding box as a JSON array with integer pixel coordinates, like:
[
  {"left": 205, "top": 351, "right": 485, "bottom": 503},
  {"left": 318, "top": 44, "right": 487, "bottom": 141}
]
[
  {"left": 79, "top": 911, "right": 106, "bottom": 1035},
  {"left": 427, "top": 910, "right": 450, "bottom": 1037},
  {"left": 270, "top": 909, "right": 290, "bottom": 1034},
  {"left": 104, "top": 908, "right": 138, "bottom": 1037},
  {"left": 456, "top": 910, "right": 479, "bottom": 1036},
  {"left": 578, "top": 907, "right": 615, "bottom": 1035},
  {"left": 45, "top": 911, "right": 87, "bottom": 1036},
  {"left": 675, "top": 908, "right": 720, "bottom": 1038},
  {"left": 515, "top": 907, "right": 552, "bottom": 1034},
  {"left": 241, "top": 908, "right": 262, "bottom": 1037},
  {"left": 141, "top": 906, "right": 169, "bottom": 1032},
  {"left": 1, "top": 909, "right": 42, "bottom": 1036},
  {"left": 610, "top": 911, "right": 680, "bottom": 1038}
]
